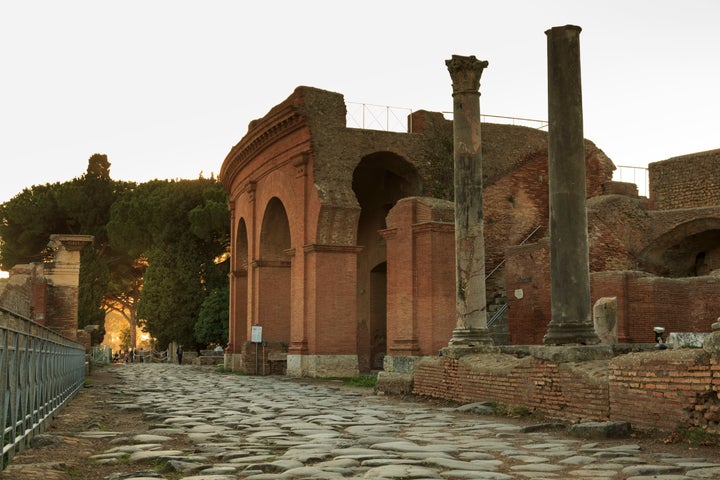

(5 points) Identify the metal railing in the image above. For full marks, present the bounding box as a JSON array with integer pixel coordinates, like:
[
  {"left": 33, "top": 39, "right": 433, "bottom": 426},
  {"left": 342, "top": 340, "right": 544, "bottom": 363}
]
[
  {"left": 614, "top": 165, "right": 649, "bottom": 198},
  {"left": 486, "top": 225, "right": 542, "bottom": 328},
  {"left": 346, "top": 102, "right": 413, "bottom": 132},
  {"left": 1, "top": 308, "right": 85, "bottom": 470},
  {"left": 486, "top": 225, "right": 542, "bottom": 281},
  {"left": 346, "top": 102, "right": 549, "bottom": 133}
]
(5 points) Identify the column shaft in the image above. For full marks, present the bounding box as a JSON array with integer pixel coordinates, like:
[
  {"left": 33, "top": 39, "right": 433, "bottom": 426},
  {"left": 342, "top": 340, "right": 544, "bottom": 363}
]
[
  {"left": 446, "top": 55, "right": 493, "bottom": 346},
  {"left": 544, "top": 25, "right": 599, "bottom": 345}
]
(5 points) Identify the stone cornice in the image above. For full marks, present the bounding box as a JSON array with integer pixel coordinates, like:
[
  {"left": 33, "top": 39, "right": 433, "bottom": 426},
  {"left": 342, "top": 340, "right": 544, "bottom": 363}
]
[
  {"left": 220, "top": 106, "right": 306, "bottom": 191},
  {"left": 303, "top": 244, "right": 364, "bottom": 254},
  {"left": 48, "top": 234, "right": 94, "bottom": 252}
]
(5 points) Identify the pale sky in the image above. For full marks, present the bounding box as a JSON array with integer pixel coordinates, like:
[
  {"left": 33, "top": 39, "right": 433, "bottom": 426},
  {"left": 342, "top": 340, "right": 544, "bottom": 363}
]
[{"left": 1, "top": 0, "right": 718, "bottom": 204}]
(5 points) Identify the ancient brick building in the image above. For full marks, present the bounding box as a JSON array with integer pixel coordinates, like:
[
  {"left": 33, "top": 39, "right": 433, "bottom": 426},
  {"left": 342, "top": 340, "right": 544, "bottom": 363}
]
[
  {"left": 0, "top": 234, "right": 93, "bottom": 342},
  {"left": 507, "top": 149, "right": 720, "bottom": 345},
  {"left": 219, "top": 86, "right": 617, "bottom": 376}
]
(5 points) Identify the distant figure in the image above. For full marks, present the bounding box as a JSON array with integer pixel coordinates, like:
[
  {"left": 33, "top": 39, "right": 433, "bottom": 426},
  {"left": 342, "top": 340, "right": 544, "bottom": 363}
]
[{"left": 176, "top": 345, "right": 183, "bottom": 365}]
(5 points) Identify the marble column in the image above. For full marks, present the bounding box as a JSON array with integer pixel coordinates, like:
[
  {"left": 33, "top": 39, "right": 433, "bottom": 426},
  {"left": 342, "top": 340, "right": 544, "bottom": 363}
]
[
  {"left": 445, "top": 55, "right": 493, "bottom": 346},
  {"left": 543, "top": 25, "right": 599, "bottom": 345}
]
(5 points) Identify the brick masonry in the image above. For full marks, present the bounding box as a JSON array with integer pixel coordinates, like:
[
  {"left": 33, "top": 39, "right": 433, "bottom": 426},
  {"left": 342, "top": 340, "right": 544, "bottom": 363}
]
[
  {"left": 650, "top": 149, "right": 720, "bottom": 210},
  {"left": 413, "top": 347, "right": 720, "bottom": 433}
]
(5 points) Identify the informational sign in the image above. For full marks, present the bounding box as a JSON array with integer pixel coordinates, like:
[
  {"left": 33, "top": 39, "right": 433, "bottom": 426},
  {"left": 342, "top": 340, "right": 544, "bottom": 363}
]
[{"left": 251, "top": 325, "right": 263, "bottom": 343}]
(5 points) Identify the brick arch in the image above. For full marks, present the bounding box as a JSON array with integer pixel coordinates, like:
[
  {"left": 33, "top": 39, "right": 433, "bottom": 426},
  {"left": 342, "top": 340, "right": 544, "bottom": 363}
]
[
  {"left": 352, "top": 151, "right": 421, "bottom": 373},
  {"left": 228, "top": 217, "right": 249, "bottom": 354},
  {"left": 257, "top": 197, "right": 291, "bottom": 344},
  {"left": 234, "top": 217, "right": 249, "bottom": 272},
  {"left": 259, "top": 197, "right": 291, "bottom": 260},
  {"left": 639, "top": 217, "right": 720, "bottom": 277}
]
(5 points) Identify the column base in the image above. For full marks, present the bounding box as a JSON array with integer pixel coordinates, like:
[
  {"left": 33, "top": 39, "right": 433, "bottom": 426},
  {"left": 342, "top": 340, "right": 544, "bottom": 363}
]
[
  {"left": 543, "top": 322, "right": 600, "bottom": 346},
  {"left": 383, "top": 355, "right": 423, "bottom": 374},
  {"left": 448, "top": 327, "right": 494, "bottom": 347},
  {"left": 223, "top": 353, "right": 244, "bottom": 372}
]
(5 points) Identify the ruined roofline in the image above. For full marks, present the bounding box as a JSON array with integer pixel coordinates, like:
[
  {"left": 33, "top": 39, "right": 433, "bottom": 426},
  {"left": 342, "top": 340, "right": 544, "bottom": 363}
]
[
  {"left": 651, "top": 147, "right": 720, "bottom": 166},
  {"left": 219, "top": 88, "right": 309, "bottom": 191}
]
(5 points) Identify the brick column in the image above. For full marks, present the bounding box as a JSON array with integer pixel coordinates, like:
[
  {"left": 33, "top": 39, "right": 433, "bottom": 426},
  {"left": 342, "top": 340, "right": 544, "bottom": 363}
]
[
  {"left": 543, "top": 25, "right": 599, "bottom": 345},
  {"left": 43, "top": 234, "right": 94, "bottom": 340},
  {"left": 445, "top": 55, "right": 493, "bottom": 346}
]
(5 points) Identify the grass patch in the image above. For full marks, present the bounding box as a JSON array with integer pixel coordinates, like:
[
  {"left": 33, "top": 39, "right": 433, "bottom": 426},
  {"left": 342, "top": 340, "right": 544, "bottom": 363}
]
[
  {"left": 215, "top": 365, "right": 246, "bottom": 375},
  {"left": 315, "top": 375, "right": 378, "bottom": 388},
  {"left": 494, "top": 403, "right": 531, "bottom": 418},
  {"left": 344, "top": 375, "right": 377, "bottom": 388},
  {"left": 666, "top": 426, "right": 720, "bottom": 446}
]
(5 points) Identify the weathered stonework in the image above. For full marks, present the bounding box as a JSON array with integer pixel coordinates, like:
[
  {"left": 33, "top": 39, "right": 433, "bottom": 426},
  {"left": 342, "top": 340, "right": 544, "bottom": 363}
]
[
  {"left": 220, "top": 86, "right": 611, "bottom": 375},
  {"left": 0, "top": 234, "right": 93, "bottom": 342}
]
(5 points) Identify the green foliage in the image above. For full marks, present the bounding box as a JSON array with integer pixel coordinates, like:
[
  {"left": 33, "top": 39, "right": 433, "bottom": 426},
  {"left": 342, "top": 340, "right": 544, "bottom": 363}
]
[
  {"left": 113, "top": 178, "right": 230, "bottom": 349},
  {"left": 0, "top": 183, "right": 65, "bottom": 268},
  {"left": 667, "top": 426, "right": 720, "bottom": 446},
  {"left": 119, "top": 326, "right": 131, "bottom": 351},
  {"left": 320, "top": 376, "right": 378, "bottom": 388},
  {"left": 195, "top": 287, "right": 229, "bottom": 346},
  {"left": 215, "top": 365, "right": 246, "bottom": 375},
  {"left": 493, "top": 403, "right": 531, "bottom": 417},
  {"left": 0, "top": 155, "right": 230, "bottom": 353},
  {"left": 78, "top": 247, "right": 109, "bottom": 343},
  {"left": 344, "top": 375, "right": 378, "bottom": 388},
  {"left": 0, "top": 154, "right": 137, "bottom": 344}
]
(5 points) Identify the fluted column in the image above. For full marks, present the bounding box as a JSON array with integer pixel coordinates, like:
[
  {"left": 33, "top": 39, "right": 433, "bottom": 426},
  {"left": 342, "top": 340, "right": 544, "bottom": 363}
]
[
  {"left": 543, "top": 25, "right": 599, "bottom": 345},
  {"left": 446, "top": 55, "right": 493, "bottom": 346}
]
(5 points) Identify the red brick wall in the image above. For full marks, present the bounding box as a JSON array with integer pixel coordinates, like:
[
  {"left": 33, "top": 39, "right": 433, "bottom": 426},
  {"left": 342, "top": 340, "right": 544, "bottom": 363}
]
[
  {"left": 255, "top": 263, "right": 291, "bottom": 343},
  {"left": 0, "top": 264, "right": 44, "bottom": 319},
  {"left": 506, "top": 240, "right": 552, "bottom": 345},
  {"left": 47, "top": 285, "right": 80, "bottom": 340},
  {"left": 414, "top": 223, "right": 456, "bottom": 354},
  {"left": 650, "top": 150, "right": 720, "bottom": 210},
  {"left": 384, "top": 198, "right": 457, "bottom": 357},
  {"left": 413, "top": 354, "right": 610, "bottom": 422},
  {"left": 592, "top": 272, "right": 720, "bottom": 343},
  {"left": 507, "top": 245, "right": 720, "bottom": 345},
  {"left": 609, "top": 349, "right": 713, "bottom": 431},
  {"left": 413, "top": 348, "right": 720, "bottom": 433},
  {"left": 304, "top": 245, "right": 359, "bottom": 355}
]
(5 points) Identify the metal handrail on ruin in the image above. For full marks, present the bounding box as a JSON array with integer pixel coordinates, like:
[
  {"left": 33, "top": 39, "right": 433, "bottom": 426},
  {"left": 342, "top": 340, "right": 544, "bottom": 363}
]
[
  {"left": 0, "top": 308, "right": 86, "bottom": 470},
  {"left": 346, "top": 102, "right": 549, "bottom": 133},
  {"left": 486, "top": 225, "right": 543, "bottom": 328},
  {"left": 615, "top": 165, "right": 649, "bottom": 198},
  {"left": 486, "top": 225, "right": 543, "bottom": 281}
]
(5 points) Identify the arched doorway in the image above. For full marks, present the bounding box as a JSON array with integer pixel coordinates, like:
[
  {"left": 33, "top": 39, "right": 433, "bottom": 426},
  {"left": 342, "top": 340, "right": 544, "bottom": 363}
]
[
  {"left": 230, "top": 218, "right": 249, "bottom": 354},
  {"left": 352, "top": 152, "right": 421, "bottom": 372},
  {"left": 257, "top": 198, "right": 292, "bottom": 344},
  {"left": 369, "top": 261, "right": 387, "bottom": 370},
  {"left": 639, "top": 219, "right": 720, "bottom": 278}
]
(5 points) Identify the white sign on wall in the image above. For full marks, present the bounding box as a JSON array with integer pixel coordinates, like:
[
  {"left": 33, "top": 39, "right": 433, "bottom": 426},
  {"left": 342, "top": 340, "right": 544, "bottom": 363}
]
[{"left": 251, "top": 325, "right": 263, "bottom": 343}]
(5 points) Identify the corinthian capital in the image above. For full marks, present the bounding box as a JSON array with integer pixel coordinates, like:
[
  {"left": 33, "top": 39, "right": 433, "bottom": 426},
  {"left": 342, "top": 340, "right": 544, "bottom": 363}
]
[{"left": 446, "top": 55, "right": 489, "bottom": 95}]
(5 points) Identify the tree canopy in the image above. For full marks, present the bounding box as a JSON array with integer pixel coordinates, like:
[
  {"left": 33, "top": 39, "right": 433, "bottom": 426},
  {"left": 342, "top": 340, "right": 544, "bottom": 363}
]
[
  {"left": 0, "top": 155, "right": 230, "bottom": 350},
  {"left": 106, "top": 177, "right": 229, "bottom": 349}
]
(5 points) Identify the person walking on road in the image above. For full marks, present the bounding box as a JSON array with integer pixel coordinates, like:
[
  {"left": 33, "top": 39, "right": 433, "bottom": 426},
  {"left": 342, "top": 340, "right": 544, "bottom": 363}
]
[{"left": 176, "top": 345, "right": 183, "bottom": 365}]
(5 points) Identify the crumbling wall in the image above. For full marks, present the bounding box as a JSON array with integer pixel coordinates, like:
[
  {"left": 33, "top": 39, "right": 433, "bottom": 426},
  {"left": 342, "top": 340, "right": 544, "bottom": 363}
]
[
  {"left": 413, "top": 353, "right": 610, "bottom": 422},
  {"left": 0, "top": 264, "right": 48, "bottom": 321},
  {"left": 413, "top": 346, "right": 720, "bottom": 433},
  {"left": 609, "top": 349, "right": 713, "bottom": 431},
  {"left": 506, "top": 257, "right": 720, "bottom": 346},
  {"left": 650, "top": 149, "right": 720, "bottom": 210}
]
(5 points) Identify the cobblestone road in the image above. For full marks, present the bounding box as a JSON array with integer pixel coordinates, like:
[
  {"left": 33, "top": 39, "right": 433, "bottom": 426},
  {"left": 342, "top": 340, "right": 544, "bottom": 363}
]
[{"left": 10, "top": 363, "right": 720, "bottom": 479}]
